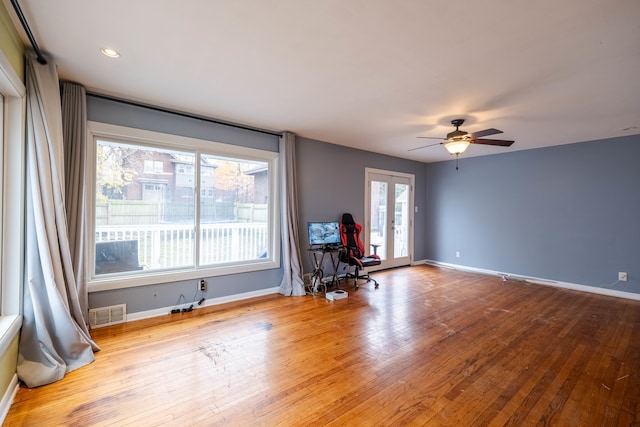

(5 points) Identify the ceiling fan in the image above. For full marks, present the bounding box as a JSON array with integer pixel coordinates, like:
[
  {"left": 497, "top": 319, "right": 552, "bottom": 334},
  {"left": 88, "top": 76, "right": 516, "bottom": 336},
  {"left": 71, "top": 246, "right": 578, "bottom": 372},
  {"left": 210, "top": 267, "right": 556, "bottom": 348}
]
[{"left": 410, "top": 119, "right": 514, "bottom": 168}]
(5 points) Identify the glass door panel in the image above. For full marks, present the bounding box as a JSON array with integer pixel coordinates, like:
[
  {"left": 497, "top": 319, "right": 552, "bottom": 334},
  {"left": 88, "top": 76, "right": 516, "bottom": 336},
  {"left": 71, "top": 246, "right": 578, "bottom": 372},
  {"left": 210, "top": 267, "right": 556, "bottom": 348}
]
[
  {"left": 394, "top": 182, "right": 409, "bottom": 258},
  {"left": 366, "top": 170, "right": 413, "bottom": 270},
  {"left": 369, "top": 180, "right": 387, "bottom": 260}
]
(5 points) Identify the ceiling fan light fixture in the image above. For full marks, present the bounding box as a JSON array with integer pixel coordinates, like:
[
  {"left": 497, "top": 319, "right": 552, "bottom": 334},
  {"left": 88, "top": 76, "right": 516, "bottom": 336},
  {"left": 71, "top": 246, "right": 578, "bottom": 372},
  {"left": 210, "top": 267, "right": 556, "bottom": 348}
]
[
  {"left": 445, "top": 140, "right": 470, "bottom": 155},
  {"left": 100, "top": 47, "right": 120, "bottom": 58}
]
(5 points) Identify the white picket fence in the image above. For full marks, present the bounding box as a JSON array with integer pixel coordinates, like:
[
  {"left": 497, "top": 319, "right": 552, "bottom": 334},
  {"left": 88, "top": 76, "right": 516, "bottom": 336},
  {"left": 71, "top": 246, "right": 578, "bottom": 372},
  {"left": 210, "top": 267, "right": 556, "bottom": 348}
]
[{"left": 95, "top": 222, "right": 268, "bottom": 270}]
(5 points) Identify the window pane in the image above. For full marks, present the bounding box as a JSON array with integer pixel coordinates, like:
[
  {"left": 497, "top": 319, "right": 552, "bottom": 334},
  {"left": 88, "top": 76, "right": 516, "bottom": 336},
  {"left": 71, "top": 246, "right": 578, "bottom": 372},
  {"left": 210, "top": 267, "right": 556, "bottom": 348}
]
[
  {"left": 199, "top": 155, "right": 269, "bottom": 265},
  {"left": 394, "top": 183, "right": 409, "bottom": 258},
  {"left": 0, "top": 94, "right": 4, "bottom": 302},
  {"left": 370, "top": 180, "right": 387, "bottom": 260},
  {"left": 95, "top": 140, "right": 196, "bottom": 275}
]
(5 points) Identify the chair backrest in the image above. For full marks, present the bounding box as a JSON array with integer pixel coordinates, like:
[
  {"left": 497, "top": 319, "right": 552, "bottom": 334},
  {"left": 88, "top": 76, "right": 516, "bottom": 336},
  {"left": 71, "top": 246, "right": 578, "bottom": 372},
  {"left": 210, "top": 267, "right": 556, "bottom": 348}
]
[{"left": 340, "top": 213, "right": 365, "bottom": 259}]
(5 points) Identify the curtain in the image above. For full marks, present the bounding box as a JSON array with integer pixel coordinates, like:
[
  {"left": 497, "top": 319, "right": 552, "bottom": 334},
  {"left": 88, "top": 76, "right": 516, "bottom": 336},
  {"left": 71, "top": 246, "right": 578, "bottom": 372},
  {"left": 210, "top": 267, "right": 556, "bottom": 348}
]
[
  {"left": 17, "top": 53, "right": 98, "bottom": 388},
  {"left": 61, "top": 82, "right": 89, "bottom": 324},
  {"left": 278, "top": 132, "right": 306, "bottom": 296}
]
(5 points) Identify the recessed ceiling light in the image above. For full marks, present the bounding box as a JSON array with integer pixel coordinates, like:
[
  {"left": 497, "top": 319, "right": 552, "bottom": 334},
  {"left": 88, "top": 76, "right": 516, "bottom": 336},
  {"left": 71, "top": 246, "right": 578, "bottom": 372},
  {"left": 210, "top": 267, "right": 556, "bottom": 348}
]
[{"left": 100, "top": 48, "right": 120, "bottom": 58}]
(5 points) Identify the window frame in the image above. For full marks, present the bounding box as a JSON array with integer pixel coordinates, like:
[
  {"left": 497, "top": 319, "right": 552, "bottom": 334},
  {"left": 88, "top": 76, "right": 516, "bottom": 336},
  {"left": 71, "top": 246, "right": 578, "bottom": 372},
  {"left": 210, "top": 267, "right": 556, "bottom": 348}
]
[
  {"left": 0, "top": 49, "right": 26, "bottom": 352},
  {"left": 87, "top": 121, "right": 280, "bottom": 292}
]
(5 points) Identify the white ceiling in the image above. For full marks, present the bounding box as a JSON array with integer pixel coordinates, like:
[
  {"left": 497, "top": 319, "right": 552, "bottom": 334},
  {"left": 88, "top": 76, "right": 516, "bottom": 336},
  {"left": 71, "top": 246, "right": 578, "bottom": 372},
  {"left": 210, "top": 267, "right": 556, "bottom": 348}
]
[{"left": 6, "top": 0, "right": 640, "bottom": 162}]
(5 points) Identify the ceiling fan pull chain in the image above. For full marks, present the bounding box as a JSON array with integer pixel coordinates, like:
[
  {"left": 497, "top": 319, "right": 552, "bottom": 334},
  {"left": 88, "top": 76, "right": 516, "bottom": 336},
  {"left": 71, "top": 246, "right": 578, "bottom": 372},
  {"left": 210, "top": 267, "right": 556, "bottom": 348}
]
[{"left": 456, "top": 154, "right": 459, "bottom": 170}]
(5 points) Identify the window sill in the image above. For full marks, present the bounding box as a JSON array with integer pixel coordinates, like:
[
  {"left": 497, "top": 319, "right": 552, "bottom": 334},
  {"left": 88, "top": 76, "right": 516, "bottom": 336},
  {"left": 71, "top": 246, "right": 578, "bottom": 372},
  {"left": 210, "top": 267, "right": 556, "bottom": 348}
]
[
  {"left": 0, "top": 315, "right": 22, "bottom": 356},
  {"left": 88, "top": 258, "right": 280, "bottom": 292}
]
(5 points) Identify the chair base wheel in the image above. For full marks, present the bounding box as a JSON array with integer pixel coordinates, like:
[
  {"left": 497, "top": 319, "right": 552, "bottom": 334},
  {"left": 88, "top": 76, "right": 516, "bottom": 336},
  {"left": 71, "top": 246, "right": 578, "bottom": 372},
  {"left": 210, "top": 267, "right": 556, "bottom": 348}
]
[{"left": 343, "top": 272, "right": 379, "bottom": 290}]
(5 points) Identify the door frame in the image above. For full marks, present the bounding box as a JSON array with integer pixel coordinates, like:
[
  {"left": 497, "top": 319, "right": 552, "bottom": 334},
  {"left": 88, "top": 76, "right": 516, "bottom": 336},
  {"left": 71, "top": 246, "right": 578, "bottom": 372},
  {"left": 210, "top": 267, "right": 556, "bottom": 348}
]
[{"left": 364, "top": 167, "right": 415, "bottom": 271}]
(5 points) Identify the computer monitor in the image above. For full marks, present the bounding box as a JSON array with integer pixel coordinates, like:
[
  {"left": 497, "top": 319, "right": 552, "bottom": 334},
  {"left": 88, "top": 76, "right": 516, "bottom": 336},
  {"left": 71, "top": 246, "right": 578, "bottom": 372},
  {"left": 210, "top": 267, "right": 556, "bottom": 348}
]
[{"left": 308, "top": 221, "right": 341, "bottom": 247}]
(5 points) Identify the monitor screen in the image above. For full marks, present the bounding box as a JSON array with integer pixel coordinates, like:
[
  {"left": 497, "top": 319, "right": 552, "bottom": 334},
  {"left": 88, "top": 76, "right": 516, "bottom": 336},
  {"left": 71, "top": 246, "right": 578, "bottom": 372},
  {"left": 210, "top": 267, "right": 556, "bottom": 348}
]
[{"left": 308, "top": 221, "right": 341, "bottom": 246}]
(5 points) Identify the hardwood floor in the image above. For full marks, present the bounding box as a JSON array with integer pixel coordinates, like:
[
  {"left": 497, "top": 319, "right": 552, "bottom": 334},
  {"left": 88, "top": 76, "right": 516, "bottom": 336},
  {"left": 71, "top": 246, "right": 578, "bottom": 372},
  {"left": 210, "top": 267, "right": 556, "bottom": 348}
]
[{"left": 5, "top": 265, "right": 640, "bottom": 426}]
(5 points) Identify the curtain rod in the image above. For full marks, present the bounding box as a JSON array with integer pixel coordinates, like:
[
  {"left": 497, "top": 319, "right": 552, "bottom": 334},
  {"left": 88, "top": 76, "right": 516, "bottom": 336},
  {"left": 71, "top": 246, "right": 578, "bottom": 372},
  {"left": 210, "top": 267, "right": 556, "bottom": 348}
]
[
  {"left": 87, "top": 92, "right": 283, "bottom": 138},
  {"left": 10, "top": 0, "right": 47, "bottom": 65}
]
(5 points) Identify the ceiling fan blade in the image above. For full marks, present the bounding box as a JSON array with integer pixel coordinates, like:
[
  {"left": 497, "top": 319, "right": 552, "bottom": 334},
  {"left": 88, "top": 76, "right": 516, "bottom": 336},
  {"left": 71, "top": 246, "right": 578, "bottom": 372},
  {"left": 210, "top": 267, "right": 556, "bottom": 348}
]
[
  {"left": 469, "top": 128, "right": 503, "bottom": 138},
  {"left": 471, "top": 138, "right": 514, "bottom": 147},
  {"left": 408, "top": 141, "right": 443, "bottom": 151}
]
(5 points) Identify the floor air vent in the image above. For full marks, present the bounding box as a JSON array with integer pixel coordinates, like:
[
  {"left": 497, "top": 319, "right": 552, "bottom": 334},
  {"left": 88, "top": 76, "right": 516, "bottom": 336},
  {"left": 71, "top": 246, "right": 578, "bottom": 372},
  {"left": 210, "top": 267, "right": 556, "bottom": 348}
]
[{"left": 89, "top": 304, "right": 127, "bottom": 328}]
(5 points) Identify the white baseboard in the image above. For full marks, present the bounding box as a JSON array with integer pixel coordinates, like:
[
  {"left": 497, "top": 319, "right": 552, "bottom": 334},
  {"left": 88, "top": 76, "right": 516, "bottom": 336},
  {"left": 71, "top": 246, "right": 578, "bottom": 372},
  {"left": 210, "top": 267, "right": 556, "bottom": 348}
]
[
  {"left": 126, "top": 286, "right": 281, "bottom": 322},
  {"left": 0, "top": 374, "right": 18, "bottom": 425},
  {"left": 423, "top": 260, "right": 640, "bottom": 302}
]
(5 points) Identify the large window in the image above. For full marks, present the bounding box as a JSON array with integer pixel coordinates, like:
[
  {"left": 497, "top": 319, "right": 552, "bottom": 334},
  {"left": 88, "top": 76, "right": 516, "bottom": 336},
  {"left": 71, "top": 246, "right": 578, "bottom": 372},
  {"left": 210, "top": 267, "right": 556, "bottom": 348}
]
[{"left": 88, "top": 122, "right": 279, "bottom": 291}]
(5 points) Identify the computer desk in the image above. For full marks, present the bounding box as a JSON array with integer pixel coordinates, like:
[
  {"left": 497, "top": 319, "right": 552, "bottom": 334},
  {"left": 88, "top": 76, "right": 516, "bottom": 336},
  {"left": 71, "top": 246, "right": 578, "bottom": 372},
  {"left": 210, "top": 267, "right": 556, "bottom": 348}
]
[{"left": 306, "top": 245, "right": 344, "bottom": 294}]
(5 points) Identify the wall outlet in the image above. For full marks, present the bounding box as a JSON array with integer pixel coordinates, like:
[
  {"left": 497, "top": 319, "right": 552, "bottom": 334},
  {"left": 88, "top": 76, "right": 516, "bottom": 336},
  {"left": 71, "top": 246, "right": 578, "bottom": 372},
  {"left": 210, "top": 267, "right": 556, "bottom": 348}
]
[
  {"left": 618, "top": 272, "right": 628, "bottom": 282},
  {"left": 455, "top": 251, "right": 460, "bottom": 258},
  {"left": 199, "top": 279, "right": 207, "bottom": 291}
]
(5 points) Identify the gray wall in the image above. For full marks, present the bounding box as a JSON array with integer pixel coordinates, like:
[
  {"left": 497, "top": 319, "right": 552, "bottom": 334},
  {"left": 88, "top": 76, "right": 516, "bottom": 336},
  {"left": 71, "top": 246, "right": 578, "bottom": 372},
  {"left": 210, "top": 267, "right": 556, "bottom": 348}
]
[
  {"left": 425, "top": 134, "right": 640, "bottom": 293},
  {"left": 86, "top": 96, "right": 429, "bottom": 313},
  {"left": 87, "top": 95, "right": 280, "bottom": 151},
  {"left": 296, "top": 137, "right": 429, "bottom": 273}
]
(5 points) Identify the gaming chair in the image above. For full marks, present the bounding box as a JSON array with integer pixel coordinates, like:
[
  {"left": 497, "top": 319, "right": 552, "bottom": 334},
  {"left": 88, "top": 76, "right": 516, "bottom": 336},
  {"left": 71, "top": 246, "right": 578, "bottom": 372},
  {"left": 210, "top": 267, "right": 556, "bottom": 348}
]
[{"left": 339, "top": 213, "right": 381, "bottom": 289}]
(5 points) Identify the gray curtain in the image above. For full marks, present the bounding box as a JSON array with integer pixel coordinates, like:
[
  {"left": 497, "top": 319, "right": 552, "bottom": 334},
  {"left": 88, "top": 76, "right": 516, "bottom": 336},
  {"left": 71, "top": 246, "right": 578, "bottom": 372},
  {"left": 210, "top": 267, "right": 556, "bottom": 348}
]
[
  {"left": 18, "top": 54, "right": 98, "bottom": 388},
  {"left": 278, "top": 132, "right": 306, "bottom": 296},
  {"left": 61, "top": 82, "right": 89, "bottom": 323}
]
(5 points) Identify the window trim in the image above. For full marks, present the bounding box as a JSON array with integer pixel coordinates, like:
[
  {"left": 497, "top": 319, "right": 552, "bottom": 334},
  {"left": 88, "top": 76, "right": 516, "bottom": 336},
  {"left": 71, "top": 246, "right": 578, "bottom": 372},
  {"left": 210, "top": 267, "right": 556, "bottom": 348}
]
[
  {"left": 87, "top": 121, "right": 280, "bottom": 292},
  {"left": 0, "top": 49, "right": 26, "bottom": 352}
]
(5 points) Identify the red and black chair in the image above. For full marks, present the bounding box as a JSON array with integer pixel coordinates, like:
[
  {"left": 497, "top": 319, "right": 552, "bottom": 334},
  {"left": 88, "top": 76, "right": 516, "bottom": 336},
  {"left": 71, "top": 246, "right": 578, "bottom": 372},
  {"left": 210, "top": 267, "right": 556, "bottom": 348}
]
[{"left": 339, "top": 213, "right": 381, "bottom": 289}]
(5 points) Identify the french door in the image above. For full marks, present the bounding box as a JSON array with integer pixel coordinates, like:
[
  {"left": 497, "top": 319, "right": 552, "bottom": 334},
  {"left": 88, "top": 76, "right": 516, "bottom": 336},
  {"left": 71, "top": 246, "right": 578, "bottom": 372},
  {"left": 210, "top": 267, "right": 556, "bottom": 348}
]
[{"left": 365, "top": 168, "right": 414, "bottom": 270}]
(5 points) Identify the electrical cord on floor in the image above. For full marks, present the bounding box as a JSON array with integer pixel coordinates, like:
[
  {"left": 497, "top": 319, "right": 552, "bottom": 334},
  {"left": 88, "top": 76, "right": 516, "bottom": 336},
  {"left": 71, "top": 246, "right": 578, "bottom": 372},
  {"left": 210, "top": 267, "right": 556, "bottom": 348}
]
[
  {"left": 170, "top": 289, "right": 207, "bottom": 315},
  {"left": 170, "top": 294, "right": 187, "bottom": 314},
  {"left": 190, "top": 288, "right": 207, "bottom": 308}
]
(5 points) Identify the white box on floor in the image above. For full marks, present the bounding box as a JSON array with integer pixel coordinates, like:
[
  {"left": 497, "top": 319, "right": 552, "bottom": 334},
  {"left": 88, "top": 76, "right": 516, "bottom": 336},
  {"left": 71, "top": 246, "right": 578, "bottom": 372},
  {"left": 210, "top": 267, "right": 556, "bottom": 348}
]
[{"left": 326, "top": 290, "right": 348, "bottom": 301}]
